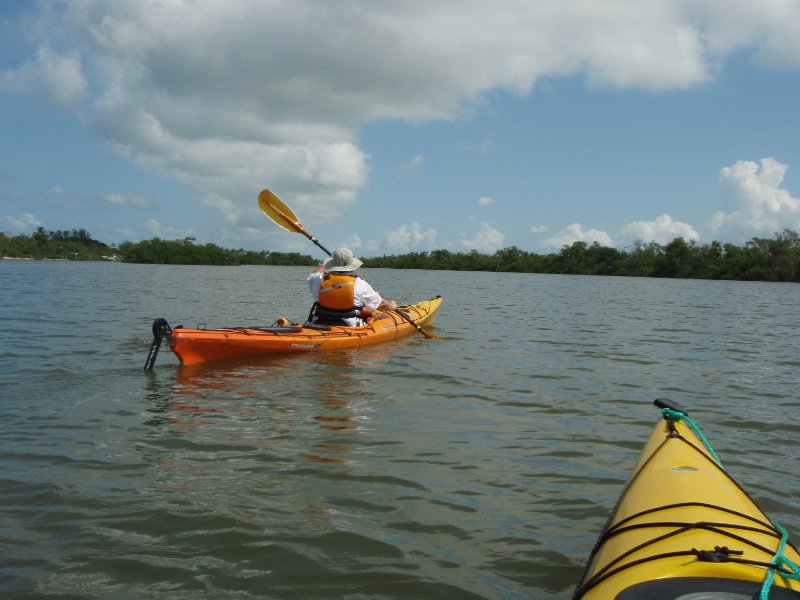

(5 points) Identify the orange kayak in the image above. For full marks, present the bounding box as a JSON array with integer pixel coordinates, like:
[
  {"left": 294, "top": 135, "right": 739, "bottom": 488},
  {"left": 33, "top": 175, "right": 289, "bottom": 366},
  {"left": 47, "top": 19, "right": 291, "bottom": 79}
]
[{"left": 145, "top": 296, "right": 441, "bottom": 367}]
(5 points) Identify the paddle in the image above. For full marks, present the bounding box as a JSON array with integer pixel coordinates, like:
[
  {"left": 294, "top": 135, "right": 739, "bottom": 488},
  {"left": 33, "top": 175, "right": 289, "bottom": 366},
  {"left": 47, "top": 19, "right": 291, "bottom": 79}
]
[
  {"left": 258, "top": 188, "right": 437, "bottom": 339},
  {"left": 394, "top": 305, "right": 438, "bottom": 339},
  {"left": 258, "top": 189, "right": 331, "bottom": 256}
]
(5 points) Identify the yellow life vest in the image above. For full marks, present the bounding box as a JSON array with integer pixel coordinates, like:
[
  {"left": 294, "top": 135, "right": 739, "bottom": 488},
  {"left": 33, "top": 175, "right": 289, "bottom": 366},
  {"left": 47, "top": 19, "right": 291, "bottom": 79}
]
[{"left": 318, "top": 272, "right": 358, "bottom": 311}]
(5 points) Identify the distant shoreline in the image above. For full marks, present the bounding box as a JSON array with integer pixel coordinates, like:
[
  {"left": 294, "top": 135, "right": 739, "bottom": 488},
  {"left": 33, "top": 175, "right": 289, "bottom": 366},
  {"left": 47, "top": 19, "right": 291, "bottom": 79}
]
[{"left": 3, "top": 228, "right": 799, "bottom": 282}]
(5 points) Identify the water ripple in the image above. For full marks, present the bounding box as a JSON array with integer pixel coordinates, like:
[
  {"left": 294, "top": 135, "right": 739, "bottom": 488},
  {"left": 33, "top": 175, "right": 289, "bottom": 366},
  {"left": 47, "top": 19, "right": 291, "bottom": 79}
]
[{"left": 1, "top": 264, "right": 798, "bottom": 598}]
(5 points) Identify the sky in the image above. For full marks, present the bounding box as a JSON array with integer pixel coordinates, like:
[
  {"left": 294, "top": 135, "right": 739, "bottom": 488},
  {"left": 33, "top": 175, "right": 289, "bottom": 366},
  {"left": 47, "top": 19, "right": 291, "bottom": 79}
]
[{"left": 2, "top": 0, "right": 800, "bottom": 258}]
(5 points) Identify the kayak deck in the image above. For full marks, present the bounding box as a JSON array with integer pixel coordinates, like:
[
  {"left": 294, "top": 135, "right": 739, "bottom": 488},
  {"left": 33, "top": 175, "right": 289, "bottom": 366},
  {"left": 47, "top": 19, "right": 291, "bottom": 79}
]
[
  {"left": 574, "top": 398, "right": 800, "bottom": 599},
  {"left": 165, "top": 295, "right": 441, "bottom": 365}
]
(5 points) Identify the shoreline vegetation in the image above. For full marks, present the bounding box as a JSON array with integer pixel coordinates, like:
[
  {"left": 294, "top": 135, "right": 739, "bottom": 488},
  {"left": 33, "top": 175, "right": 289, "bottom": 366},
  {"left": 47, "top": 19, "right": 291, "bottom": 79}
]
[{"left": 2, "top": 227, "right": 798, "bottom": 283}]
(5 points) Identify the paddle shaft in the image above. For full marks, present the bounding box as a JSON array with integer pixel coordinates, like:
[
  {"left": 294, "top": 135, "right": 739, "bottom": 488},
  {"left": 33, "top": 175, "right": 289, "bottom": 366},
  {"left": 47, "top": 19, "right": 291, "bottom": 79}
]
[
  {"left": 264, "top": 199, "right": 331, "bottom": 256},
  {"left": 394, "top": 306, "right": 436, "bottom": 339}
]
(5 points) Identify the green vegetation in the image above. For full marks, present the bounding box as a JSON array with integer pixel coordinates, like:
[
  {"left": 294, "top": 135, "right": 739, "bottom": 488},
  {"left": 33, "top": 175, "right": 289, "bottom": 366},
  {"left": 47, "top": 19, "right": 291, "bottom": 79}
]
[
  {"left": 3, "top": 227, "right": 798, "bottom": 282},
  {"left": 363, "top": 229, "right": 800, "bottom": 283},
  {"left": 116, "top": 237, "right": 315, "bottom": 266},
  {"left": 0, "top": 228, "right": 112, "bottom": 261},
  {"left": 0, "top": 228, "right": 316, "bottom": 266}
]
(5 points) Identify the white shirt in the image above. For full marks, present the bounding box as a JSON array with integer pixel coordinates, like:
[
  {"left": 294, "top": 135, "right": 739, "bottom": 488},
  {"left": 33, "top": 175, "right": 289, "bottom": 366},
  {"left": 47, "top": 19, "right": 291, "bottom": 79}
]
[{"left": 307, "top": 271, "right": 383, "bottom": 326}]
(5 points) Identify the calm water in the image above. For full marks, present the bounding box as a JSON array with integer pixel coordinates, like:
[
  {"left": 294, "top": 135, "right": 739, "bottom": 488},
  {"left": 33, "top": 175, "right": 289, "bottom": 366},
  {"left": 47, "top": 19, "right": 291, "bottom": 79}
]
[{"left": 1, "top": 261, "right": 798, "bottom": 599}]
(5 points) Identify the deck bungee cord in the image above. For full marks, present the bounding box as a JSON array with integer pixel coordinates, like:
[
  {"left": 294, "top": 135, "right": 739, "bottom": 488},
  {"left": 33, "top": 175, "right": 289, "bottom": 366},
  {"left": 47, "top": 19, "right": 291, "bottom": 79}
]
[
  {"left": 763, "top": 522, "right": 800, "bottom": 600},
  {"left": 573, "top": 399, "right": 800, "bottom": 599},
  {"left": 656, "top": 401, "right": 800, "bottom": 599}
]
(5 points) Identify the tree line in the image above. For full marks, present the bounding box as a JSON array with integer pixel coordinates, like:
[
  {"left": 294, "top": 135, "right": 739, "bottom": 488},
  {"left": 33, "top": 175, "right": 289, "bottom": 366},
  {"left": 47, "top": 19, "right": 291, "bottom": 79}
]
[
  {"left": 363, "top": 229, "right": 800, "bottom": 283},
  {"left": 0, "top": 228, "right": 316, "bottom": 266},
  {"left": 1, "top": 228, "right": 111, "bottom": 260},
  {"left": 3, "top": 226, "right": 798, "bottom": 282},
  {"left": 116, "top": 237, "right": 315, "bottom": 265}
]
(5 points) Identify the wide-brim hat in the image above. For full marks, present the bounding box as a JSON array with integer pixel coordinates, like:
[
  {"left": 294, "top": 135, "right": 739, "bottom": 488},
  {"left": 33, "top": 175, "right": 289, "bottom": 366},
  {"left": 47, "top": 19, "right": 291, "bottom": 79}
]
[{"left": 324, "top": 247, "right": 363, "bottom": 272}]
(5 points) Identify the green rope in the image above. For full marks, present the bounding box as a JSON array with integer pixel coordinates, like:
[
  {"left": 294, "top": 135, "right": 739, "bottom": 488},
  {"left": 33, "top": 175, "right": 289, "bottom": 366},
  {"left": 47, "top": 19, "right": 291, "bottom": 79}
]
[
  {"left": 760, "top": 521, "right": 800, "bottom": 600},
  {"left": 660, "top": 405, "right": 800, "bottom": 598},
  {"left": 660, "top": 406, "right": 723, "bottom": 467}
]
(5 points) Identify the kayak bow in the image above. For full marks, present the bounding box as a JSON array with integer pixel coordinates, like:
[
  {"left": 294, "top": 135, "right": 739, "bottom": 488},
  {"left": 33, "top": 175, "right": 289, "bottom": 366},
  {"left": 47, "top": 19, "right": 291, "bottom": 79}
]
[{"left": 574, "top": 398, "right": 800, "bottom": 599}]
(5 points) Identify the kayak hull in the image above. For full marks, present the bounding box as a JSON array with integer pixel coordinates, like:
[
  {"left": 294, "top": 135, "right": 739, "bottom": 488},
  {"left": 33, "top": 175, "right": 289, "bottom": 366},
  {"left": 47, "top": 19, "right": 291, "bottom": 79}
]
[
  {"left": 574, "top": 401, "right": 800, "bottom": 599},
  {"left": 167, "top": 295, "right": 441, "bottom": 365}
]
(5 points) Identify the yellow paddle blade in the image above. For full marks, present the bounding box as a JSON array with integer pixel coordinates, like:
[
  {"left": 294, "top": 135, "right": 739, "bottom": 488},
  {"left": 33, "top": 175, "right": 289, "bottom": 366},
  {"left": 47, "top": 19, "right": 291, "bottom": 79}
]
[
  {"left": 257, "top": 188, "right": 332, "bottom": 255},
  {"left": 258, "top": 189, "right": 301, "bottom": 233}
]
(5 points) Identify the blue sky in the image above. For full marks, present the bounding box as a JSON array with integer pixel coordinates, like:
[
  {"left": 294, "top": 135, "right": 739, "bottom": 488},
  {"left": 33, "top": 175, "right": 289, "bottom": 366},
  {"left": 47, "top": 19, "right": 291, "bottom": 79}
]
[{"left": 2, "top": 1, "right": 800, "bottom": 258}]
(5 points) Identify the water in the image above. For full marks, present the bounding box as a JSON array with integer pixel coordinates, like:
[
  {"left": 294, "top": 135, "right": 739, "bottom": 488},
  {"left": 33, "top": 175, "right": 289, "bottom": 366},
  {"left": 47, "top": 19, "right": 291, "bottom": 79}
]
[{"left": 1, "top": 261, "right": 798, "bottom": 599}]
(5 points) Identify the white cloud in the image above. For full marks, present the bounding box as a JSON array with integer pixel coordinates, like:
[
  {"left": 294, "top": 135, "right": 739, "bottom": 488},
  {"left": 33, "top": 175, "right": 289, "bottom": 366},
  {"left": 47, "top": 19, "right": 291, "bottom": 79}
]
[
  {"left": 530, "top": 224, "right": 550, "bottom": 234},
  {"left": 341, "top": 234, "right": 364, "bottom": 252},
  {"left": 539, "top": 223, "right": 615, "bottom": 249},
  {"left": 363, "top": 239, "right": 382, "bottom": 255},
  {"left": 697, "top": 1, "right": 800, "bottom": 68},
  {"left": 395, "top": 154, "right": 425, "bottom": 179},
  {"left": 0, "top": 46, "right": 87, "bottom": 109},
  {"left": 5, "top": 1, "right": 800, "bottom": 234},
  {"left": 145, "top": 219, "right": 165, "bottom": 235},
  {"left": 2, "top": 212, "right": 42, "bottom": 233},
  {"left": 460, "top": 222, "right": 505, "bottom": 253},
  {"left": 341, "top": 235, "right": 381, "bottom": 256},
  {"left": 620, "top": 214, "right": 700, "bottom": 244},
  {"left": 145, "top": 218, "right": 194, "bottom": 239},
  {"left": 386, "top": 222, "right": 437, "bottom": 252},
  {"left": 712, "top": 157, "right": 800, "bottom": 238},
  {"left": 106, "top": 193, "right": 152, "bottom": 208},
  {"left": 200, "top": 192, "right": 240, "bottom": 225},
  {"left": 478, "top": 196, "right": 495, "bottom": 206}
]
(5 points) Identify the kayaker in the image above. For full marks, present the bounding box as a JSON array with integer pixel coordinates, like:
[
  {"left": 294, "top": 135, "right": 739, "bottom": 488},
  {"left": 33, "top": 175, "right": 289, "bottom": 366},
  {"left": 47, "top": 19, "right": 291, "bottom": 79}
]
[{"left": 307, "top": 247, "right": 397, "bottom": 326}]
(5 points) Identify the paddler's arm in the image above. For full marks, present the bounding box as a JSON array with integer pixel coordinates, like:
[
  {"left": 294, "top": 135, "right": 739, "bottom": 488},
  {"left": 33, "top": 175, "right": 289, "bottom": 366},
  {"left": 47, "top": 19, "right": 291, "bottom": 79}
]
[
  {"left": 356, "top": 280, "right": 395, "bottom": 320},
  {"left": 378, "top": 298, "right": 397, "bottom": 311},
  {"left": 360, "top": 299, "right": 397, "bottom": 322}
]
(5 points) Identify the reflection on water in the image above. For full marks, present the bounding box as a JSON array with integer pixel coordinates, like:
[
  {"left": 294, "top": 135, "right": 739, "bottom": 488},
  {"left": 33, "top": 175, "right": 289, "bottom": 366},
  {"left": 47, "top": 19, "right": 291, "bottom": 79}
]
[{"left": 140, "top": 346, "right": 403, "bottom": 513}]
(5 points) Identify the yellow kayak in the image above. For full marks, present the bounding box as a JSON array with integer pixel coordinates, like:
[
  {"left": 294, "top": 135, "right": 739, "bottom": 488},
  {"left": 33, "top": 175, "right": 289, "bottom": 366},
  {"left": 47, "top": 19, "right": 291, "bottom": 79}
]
[{"left": 574, "top": 399, "right": 800, "bottom": 599}]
